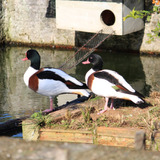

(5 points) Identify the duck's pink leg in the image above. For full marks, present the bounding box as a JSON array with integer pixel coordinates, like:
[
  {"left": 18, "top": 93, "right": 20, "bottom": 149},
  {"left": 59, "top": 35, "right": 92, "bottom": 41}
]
[
  {"left": 110, "top": 98, "right": 115, "bottom": 110},
  {"left": 98, "top": 97, "right": 110, "bottom": 114},
  {"left": 43, "top": 97, "right": 55, "bottom": 113}
]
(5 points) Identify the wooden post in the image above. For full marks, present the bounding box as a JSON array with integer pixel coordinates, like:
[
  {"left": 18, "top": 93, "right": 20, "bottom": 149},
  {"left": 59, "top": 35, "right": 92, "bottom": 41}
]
[
  {"left": 135, "top": 130, "right": 146, "bottom": 150},
  {"left": 22, "top": 120, "right": 39, "bottom": 141}
]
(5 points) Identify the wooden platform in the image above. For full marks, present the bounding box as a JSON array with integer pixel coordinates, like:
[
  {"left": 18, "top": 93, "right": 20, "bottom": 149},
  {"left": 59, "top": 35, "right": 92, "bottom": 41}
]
[
  {"left": 22, "top": 118, "right": 145, "bottom": 149},
  {"left": 39, "top": 127, "right": 143, "bottom": 148}
]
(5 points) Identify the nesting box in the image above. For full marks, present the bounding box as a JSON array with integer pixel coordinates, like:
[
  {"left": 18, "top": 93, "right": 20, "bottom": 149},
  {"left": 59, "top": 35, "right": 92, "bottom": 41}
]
[{"left": 56, "top": 0, "right": 144, "bottom": 35}]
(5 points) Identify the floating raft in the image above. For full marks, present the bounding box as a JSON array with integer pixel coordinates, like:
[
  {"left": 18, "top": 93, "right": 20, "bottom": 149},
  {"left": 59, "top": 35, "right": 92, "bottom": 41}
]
[
  {"left": 21, "top": 97, "right": 160, "bottom": 151},
  {"left": 22, "top": 118, "right": 145, "bottom": 149}
]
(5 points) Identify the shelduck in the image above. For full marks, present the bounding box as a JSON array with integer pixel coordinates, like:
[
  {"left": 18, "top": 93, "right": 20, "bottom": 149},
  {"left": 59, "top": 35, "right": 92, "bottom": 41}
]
[
  {"left": 23, "top": 49, "right": 90, "bottom": 113},
  {"left": 82, "top": 54, "right": 145, "bottom": 114}
]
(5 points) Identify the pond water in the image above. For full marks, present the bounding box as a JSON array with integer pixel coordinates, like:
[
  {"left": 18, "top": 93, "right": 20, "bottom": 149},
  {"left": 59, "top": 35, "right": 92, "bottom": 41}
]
[{"left": 0, "top": 46, "right": 160, "bottom": 138}]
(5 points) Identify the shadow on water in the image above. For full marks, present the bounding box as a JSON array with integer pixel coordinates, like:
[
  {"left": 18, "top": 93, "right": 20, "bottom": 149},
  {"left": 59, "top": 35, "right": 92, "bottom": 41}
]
[{"left": 0, "top": 46, "right": 160, "bottom": 137}]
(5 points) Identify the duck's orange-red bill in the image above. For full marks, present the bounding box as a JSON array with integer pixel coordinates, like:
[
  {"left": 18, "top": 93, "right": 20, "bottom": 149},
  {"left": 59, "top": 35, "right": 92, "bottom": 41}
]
[{"left": 22, "top": 57, "right": 28, "bottom": 61}]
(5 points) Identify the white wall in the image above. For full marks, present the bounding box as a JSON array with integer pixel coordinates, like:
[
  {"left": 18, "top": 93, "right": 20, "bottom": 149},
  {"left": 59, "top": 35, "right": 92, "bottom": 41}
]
[{"left": 2, "top": 0, "right": 75, "bottom": 46}]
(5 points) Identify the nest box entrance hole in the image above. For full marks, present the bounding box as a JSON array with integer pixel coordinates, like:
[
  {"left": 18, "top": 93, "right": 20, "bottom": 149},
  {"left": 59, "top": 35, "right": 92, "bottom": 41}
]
[{"left": 100, "top": 10, "right": 115, "bottom": 26}]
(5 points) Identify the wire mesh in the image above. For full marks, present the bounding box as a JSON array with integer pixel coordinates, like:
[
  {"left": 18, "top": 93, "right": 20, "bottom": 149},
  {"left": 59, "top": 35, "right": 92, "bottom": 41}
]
[{"left": 59, "top": 28, "right": 115, "bottom": 71}]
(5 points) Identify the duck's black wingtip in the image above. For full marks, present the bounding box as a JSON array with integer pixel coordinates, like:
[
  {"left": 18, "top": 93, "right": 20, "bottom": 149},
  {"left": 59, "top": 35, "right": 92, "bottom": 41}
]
[{"left": 137, "top": 100, "right": 151, "bottom": 109}]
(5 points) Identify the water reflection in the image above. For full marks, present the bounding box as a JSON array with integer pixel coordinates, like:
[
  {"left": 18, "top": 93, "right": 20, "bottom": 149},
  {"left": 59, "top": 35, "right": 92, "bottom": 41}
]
[{"left": 0, "top": 46, "right": 160, "bottom": 136}]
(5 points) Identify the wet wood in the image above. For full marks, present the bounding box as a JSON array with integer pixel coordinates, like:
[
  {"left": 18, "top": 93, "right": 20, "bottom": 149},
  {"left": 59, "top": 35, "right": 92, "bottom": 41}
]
[{"left": 0, "top": 117, "right": 28, "bottom": 136}]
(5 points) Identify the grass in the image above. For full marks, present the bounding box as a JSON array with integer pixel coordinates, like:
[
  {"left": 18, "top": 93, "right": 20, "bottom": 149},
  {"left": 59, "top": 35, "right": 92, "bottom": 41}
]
[{"left": 81, "top": 106, "right": 92, "bottom": 124}]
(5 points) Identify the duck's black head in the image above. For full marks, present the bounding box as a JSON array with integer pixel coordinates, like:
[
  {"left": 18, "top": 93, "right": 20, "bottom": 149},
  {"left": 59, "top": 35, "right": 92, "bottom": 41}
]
[
  {"left": 83, "top": 54, "right": 103, "bottom": 71},
  {"left": 23, "top": 49, "right": 41, "bottom": 70}
]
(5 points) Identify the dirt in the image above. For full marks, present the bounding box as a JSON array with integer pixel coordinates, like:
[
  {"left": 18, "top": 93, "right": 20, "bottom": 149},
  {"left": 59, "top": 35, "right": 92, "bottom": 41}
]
[{"left": 45, "top": 91, "right": 160, "bottom": 136}]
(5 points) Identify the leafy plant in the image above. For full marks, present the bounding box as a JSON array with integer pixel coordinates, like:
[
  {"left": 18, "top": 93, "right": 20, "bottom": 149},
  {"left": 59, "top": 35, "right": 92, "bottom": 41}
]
[
  {"left": 123, "top": 8, "right": 151, "bottom": 21},
  {"left": 123, "top": 6, "right": 160, "bottom": 43},
  {"left": 31, "top": 111, "right": 53, "bottom": 128}
]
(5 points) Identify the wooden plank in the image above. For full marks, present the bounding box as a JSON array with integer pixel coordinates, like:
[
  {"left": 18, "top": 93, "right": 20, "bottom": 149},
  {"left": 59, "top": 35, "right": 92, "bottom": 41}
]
[
  {"left": 40, "top": 128, "right": 91, "bottom": 134},
  {"left": 38, "top": 127, "right": 145, "bottom": 148},
  {"left": 39, "top": 129, "right": 93, "bottom": 143},
  {"left": 96, "top": 127, "right": 142, "bottom": 148},
  {"left": 97, "top": 135, "right": 135, "bottom": 147},
  {"left": 97, "top": 127, "right": 143, "bottom": 138}
]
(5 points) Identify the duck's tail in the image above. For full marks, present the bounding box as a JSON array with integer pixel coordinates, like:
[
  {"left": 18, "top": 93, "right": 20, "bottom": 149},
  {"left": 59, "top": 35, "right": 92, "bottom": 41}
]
[
  {"left": 115, "top": 92, "right": 144, "bottom": 105},
  {"left": 118, "top": 92, "right": 150, "bottom": 108},
  {"left": 129, "top": 95, "right": 144, "bottom": 104}
]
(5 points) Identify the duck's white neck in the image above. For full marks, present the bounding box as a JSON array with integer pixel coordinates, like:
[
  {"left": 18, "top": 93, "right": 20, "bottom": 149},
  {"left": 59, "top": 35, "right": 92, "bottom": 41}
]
[
  {"left": 24, "top": 66, "right": 38, "bottom": 86},
  {"left": 85, "top": 68, "right": 95, "bottom": 84}
]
